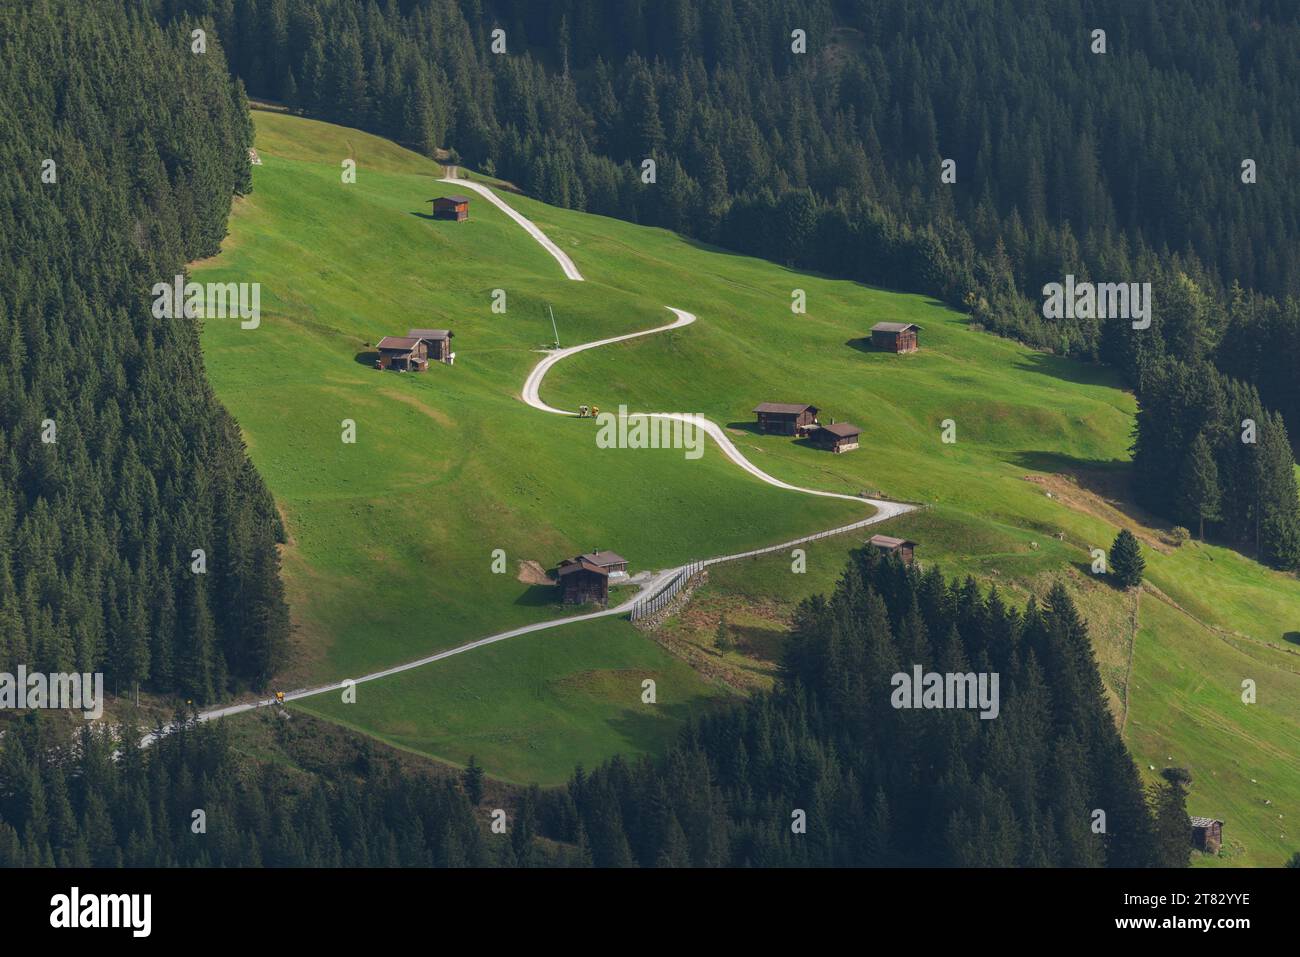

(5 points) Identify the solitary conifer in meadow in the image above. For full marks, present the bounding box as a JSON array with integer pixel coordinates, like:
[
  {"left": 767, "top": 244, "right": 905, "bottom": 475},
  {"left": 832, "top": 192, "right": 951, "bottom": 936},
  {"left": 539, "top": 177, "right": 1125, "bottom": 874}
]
[
  {"left": 1110, "top": 529, "right": 1145, "bottom": 588},
  {"left": 714, "top": 613, "right": 732, "bottom": 652}
]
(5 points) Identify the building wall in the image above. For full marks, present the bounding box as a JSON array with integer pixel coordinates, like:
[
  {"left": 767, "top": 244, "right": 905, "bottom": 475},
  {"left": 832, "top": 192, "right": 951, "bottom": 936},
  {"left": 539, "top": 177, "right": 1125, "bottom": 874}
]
[
  {"left": 757, "top": 413, "right": 797, "bottom": 435},
  {"left": 562, "top": 573, "right": 608, "bottom": 605},
  {"left": 872, "top": 330, "right": 918, "bottom": 352}
]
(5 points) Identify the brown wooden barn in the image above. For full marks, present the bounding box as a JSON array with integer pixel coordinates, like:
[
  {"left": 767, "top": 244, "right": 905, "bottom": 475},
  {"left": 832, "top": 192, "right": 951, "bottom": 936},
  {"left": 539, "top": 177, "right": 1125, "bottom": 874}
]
[
  {"left": 870, "top": 322, "right": 920, "bottom": 353},
  {"left": 407, "top": 328, "right": 455, "bottom": 363},
  {"left": 753, "top": 402, "right": 819, "bottom": 436},
  {"left": 1190, "top": 816, "right": 1224, "bottom": 854},
  {"left": 430, "top": 195, "right": 470, "bottom": 221},
  {"left": 557, "top": 557, "right": 610, "bottom": 605},
  {"left": 810, "top": 422, "right": 861, "bottom": 453},
  {"left": 375, "top": 335, "right": 429, "bottom": 371},
  {"left": 868, "top": 534, "right": 917, "bottom": 564},
  {"left": 555, "top": 550, "right": 629, "bottom": 605}
]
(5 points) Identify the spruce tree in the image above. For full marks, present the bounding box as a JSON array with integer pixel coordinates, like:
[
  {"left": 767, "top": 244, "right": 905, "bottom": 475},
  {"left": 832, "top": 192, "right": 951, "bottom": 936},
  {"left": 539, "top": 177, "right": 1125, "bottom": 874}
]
[
  {"left": 1109, "top": 529, "right": 1145, "bottom": 588},
  {"left": 1181, "top": 432, "right": 1222, "bottom": 539}
]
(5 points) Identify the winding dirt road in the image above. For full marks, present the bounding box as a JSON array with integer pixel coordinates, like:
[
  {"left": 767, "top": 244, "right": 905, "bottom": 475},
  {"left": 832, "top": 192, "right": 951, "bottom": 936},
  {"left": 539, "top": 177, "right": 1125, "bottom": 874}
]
[{"left": 143, "top": 176, "right": 915, "bottom": 745}]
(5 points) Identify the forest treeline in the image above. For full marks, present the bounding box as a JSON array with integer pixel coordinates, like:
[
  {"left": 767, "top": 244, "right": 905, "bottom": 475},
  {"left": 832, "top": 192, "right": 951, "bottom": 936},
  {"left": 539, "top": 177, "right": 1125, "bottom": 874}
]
[
  {"left": 0, "top": 0, "right": 289, "bottom": 701},
  {"left": 0, "top": 552, "right": 1194, "bottom": 867},
  {"left": 153, "top": 0, "right": 1300, "bottom": 568},
  {"left": 539, "top": 551, "right": 1190, "bottom": 866}
]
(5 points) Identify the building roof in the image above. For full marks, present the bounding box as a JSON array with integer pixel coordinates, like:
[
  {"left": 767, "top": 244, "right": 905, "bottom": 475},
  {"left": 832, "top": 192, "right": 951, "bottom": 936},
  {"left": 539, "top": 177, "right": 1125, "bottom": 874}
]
[
  {"left": 1189, "top": 816, "right": 1224, "bottom": 828},
  {"left": 753, "top": 402, "right": 818, "bottom": 415},
  {"left": 557, "top": 557, "right": 609, "bottom": 577},
  {"left": 432, "top": 195, "right": 471, "bottom": 205},
  {"left": 407, "top": 328, "right": 453, "bottom": 341},
  {"left": 871, "top": 322, "right": 921, "bottom": 333},
  {"left": 818, "top": 422, "right": 861, "bottom": 437},
  {"left": 869, "top": 534, "right": 917, "bottom": 549},
  {"left": 376, "top": 335, "right": 421, "bottom": 351},
  {"left": 581, "top": 550, "right": 627, "bottom": 567}
]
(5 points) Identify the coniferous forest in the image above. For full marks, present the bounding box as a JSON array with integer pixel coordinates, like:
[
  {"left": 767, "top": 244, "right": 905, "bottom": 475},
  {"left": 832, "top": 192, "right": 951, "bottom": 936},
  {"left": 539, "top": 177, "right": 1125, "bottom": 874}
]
[
  {"left": 0, "top": 0, "right": 1291, "bottom": 878},
  {"left": 0, "top": 550, "right": 1190, "bottom": 867},
  {"left": 0, "top": 1, "right": 289, "bottom": 701}
]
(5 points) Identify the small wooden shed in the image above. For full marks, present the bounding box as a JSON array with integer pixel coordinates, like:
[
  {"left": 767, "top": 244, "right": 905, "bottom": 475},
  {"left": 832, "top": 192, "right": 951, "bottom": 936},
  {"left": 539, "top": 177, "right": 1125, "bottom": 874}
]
[
  {"left": 810, "top": 422, "right": 861, "bottom": 453},
  {"left": 871, "top": 322, "right": 920, "bottom": 353},
  {"left": 1190, "top": 816, "right": 1224, "bottom": 854},
  {"left": 431, "top": 195, "right": 470, "bottom": 221},
  {"left": 753, "top": 402, "right": 819, "bottom": 436},
  {"left": 375, "top": 335, "right": 429, "bottom": 371},
  {"left": 407, "top": 328, "right": 455, "bottom": 363},
  {"left": 868, "top": 534, "right": 917, "bottom": 564},
  {"left": 557, "top": 557, "right": 610, "bottom": 605}
]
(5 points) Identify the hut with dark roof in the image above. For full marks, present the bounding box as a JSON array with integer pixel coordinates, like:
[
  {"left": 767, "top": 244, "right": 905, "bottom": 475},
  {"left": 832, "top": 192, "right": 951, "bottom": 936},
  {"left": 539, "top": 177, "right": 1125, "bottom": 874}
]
[
  {"left": 810, "top": 422, "right": 861, "bottom": 453},
  {"left": 375, "top": 335, "right": 429, "bottom": 372},
  {"left": 868, "top": 534, "right": 917, "bottom": 564},
  {"left": 870, "top": 322, "right": 920, "bottom": 353},
  {"left": 408, "top": 328, "right": 455, "bottom": 363},
  {"left": 753, "top": 402, "right": 819, "bottom": 436},
  {"left": 556, "top": 550, "right": 629, "bottom": 605},
  {"left": 430, "top": 195, "right": 470, "bottom": 221}
]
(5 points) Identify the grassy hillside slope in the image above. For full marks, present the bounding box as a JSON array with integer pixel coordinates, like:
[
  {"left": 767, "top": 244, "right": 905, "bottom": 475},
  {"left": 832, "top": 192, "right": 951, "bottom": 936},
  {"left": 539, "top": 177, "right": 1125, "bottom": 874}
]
[{"left": 195, "top": 111, "right": 1299, "bottom": 861}]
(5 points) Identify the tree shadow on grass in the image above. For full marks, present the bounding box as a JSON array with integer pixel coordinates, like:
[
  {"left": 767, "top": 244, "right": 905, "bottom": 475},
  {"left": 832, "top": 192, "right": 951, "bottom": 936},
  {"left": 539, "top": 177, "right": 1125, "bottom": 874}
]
[
  {"left": 730, "top": 624, "right": 787, "bottom": 662},
  {"left": 1013, "top": 352, "right": 1128, "bottom": 390},
  {"left": 605, "top": 700, "right": 714, "bottom": 752},
  {"left": 1013, "top": 450, "right": 1132, "bottom": 493}
]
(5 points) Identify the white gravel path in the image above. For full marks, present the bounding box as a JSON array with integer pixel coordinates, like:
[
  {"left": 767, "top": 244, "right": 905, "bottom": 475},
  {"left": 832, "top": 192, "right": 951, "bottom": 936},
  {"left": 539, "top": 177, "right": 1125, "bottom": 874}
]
[{"left": 144, "top": 178, "right": 916, "bottom": 745}]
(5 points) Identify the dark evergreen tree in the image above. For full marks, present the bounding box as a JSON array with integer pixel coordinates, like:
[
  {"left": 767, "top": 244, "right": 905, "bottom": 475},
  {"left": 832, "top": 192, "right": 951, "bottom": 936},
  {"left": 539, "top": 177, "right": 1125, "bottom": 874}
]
[
  {"left": 1109, "top": 529, "right": 1145, "bottom": 589},
  {"left": 1181, "top": 432, "right": 1223, "bottom": 539}
]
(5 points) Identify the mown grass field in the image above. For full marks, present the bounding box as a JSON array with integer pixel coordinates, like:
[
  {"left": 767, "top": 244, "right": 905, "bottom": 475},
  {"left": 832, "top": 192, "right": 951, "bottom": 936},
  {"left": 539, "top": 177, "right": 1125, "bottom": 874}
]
[{"left": 195, "top": 111, "right": 1300, "bottom": 863}]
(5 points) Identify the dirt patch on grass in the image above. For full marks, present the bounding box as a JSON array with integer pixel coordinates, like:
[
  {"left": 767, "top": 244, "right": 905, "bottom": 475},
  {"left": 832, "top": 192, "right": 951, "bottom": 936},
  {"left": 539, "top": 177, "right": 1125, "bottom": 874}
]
[
  {"left": 1023, "top": 473, "right": 1173, "bottom": 553},
  {"left": 517, "top": 560, "right": 555, "bottom": 585},
  {"left": 650, "top": 587, "right": 794, "bottom": 694}
]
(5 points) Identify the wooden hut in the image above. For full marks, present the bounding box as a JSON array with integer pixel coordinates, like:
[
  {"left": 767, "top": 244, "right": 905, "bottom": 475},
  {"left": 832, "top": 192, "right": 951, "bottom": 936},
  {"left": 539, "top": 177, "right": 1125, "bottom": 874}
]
[
  {"left": 810, "top": 422, "right": 861, "bottom": 453},
  {"left": 555, "top": 549, "right": 628, "bottom": 605},
  {"left": 1190, "top": 817, "right": 1224, "bottom": 854},
  {"left": 868, "top": 534, "right": 917, "bottom": 564},
  {"left": 870, "top": 322, "right": 920, "bottom": 353},
  {"left": 407, "top": 328, "right": 455, "bottom": 363},
  {"left": 753, "top": 402, "right": 819, "bottom": 436},
  {"left": 557, "top": 557, "right": 610, "bottom": 605},
  {"left": 374, "top": 335, "right": 429, "bottom": 372},
  {"left": 430, "top": 196, "right": 470, "bottom": 221}
]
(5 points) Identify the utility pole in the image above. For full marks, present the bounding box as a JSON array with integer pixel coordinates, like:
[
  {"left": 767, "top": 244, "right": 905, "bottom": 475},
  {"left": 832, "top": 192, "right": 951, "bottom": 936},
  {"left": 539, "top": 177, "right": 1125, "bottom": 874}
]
[{"left": 547, "top": 304, "right": 560, "bottom": 349}]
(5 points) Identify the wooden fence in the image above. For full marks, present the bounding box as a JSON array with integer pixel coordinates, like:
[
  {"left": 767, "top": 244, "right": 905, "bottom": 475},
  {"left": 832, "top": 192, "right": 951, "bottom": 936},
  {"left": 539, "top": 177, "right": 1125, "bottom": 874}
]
[{"left": 630, "top": 560, "right": 704, "bottom": 621}]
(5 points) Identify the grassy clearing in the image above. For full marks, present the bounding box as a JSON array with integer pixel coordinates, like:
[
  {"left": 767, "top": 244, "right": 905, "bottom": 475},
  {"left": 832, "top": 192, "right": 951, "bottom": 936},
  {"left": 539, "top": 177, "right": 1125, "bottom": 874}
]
[
  {"left": 293, "top": 616, "right": 731, "bottom": 786},
  {"left": 197, "top": 112, "right": 1300, "bottom": 863}
]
